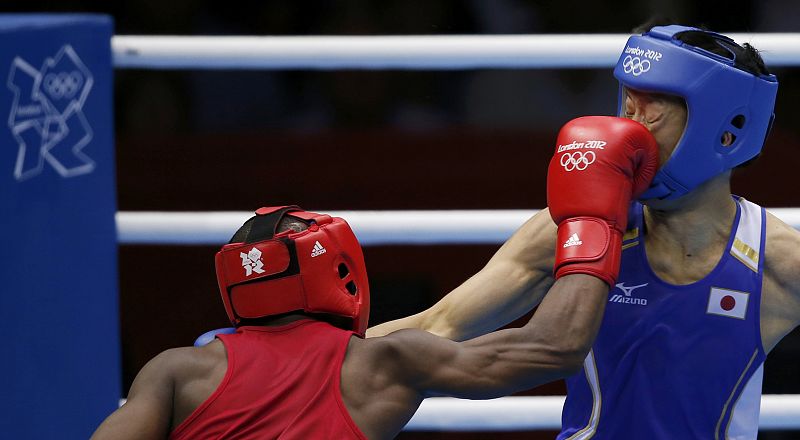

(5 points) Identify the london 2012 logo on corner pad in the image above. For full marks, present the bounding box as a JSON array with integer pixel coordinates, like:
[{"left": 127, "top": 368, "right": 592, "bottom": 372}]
[{"left": 7, "top": 45, "right": 95, "bottom": 181}]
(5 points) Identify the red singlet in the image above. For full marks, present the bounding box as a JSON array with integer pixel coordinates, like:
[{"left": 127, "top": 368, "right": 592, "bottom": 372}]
[{"left": 170, "top": 320, "right": 367, "bottom": 439}]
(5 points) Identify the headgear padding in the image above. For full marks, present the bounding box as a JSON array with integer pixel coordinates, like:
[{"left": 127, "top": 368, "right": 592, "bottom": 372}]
[
  {"left": 215, "top": 206, "right": 370, "bottom": 336},
  {"left": 614, "top": 25, "right": 778, "bottom": 200}
]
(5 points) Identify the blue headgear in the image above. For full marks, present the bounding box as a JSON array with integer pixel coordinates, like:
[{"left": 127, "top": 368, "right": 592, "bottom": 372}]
[{"left": 613, "top": 25, "right": 778, "bottom": 200}]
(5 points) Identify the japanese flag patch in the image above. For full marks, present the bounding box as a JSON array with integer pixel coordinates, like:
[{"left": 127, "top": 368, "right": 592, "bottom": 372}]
[{"left": 706, "top": 287, "right": 749, "bottom": 320}]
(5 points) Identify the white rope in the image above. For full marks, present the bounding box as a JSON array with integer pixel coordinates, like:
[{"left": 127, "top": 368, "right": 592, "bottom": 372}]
[
  {"left": 115, "top": 210, "right": 535, "bottom": 245},
  {"left": 111, "top": 34, "right": 800, "bottom": 70},
  {"left": 115, "top": 394, "right": 800, "bottom": 430},
  {"left": 406, "top": 396, "right": 564, "bottom": 431},
  {"left": 402, "top": 395, "right": 800, "bottom": 431},
  {"left": 116, "top": 208, "right": 800, "bottom": 245}
]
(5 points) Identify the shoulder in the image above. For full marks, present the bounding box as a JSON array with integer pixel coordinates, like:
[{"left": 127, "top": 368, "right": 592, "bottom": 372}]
[
  {"left": 138, "top": 341, "right": 226, "bottom": 385},
  {"left": 765, "top": 211, "right": 800, "bottom": 289},
  {"left": 348, "top": 330, "right": 459, "bottom": 383}
]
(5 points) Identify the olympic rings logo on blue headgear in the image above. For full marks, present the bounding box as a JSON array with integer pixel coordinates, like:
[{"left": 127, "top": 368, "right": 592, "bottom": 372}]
[
  {"left": 622, "top": 55, "right": 651, "bottom": 76},
  {"left": 43, "top": 71, "right": 84, "bottom": 100},
  {"left": 560, "top": 151, "right": 596, "bottom": 171}
]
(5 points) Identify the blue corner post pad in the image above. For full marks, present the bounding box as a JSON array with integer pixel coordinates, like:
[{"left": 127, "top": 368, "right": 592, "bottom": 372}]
[
  {"left": 195, "top": 327, "right": 237, "bottom": 346},
  {"left": 0, "top": 14, "right": 118, "bottom": 440}
]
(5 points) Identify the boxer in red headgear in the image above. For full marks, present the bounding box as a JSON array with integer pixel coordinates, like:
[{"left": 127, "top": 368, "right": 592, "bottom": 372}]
[
  {"left": 215, "top": 206, "right": 370, "bottom": 335},
  {"left": 93, "top": 116, "right": 657, "bottom": 440}
]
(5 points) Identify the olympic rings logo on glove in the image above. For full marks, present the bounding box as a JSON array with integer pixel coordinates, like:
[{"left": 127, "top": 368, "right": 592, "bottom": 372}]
[
  {"left": 43, "top": 71, "right": 84, "bottom": 100},
  {"left": 622, "top": 55, "right": 651, "bottom": 76},
  {"left": 560, "top": 151, "right": 596, "bottom": 171}
]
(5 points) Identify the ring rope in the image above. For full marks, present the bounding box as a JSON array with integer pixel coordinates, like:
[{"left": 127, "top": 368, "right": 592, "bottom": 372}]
[
  {"left": 117, "top": 208, "right": 800, "bottom": 245},
  {"left": 115, "top": 395, "right": 800, "bottom": 430},
  {"left": 402, "top": 395, "right": 800, "bottom": 431},
  {"left": 111, "top": 34, "right": 800, "bottom": 70}
]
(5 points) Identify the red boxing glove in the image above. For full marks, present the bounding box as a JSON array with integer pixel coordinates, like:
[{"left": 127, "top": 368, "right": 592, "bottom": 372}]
[{"left": 547, "top": 116, "right": 658, "bottom": 286}]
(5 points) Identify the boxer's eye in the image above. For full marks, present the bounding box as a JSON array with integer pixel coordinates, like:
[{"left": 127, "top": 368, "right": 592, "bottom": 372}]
[
  {"left": 643, "top": 105, "right": 662, "bottom": 124},
  {"left": 645, "top": 114, "right": 663, "bottom": 125}
]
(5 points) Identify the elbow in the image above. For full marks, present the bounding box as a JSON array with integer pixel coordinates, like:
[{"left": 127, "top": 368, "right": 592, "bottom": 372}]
[
  {"left": 514, "top": 344, "right": 586, "bottom": 389},
  {"left": 547, "top": 340, "right": 591, "bottom": 377},
  {"left": 556, "top": 351, "right": 586, "bottom": 377},
  {"left": 541, "top": 349, "right": 585, "bottom": 378}
]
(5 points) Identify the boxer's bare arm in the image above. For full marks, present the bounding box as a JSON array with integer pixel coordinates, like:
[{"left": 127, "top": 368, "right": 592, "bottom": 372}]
[
  {"left": 760, "top": 212, "right": 800, "bottom": 352},
  {"left": 367, "top": 209, "right": 557, "bottom": 341},
  {"left": 91, "top": 343, "right": 225, "bottom": 440},
  {"left": 344, "top": 274, "right": 607, "bottom": 439},
  {"left": 90, "top": 350, "right": 175, "bottom": 440}
]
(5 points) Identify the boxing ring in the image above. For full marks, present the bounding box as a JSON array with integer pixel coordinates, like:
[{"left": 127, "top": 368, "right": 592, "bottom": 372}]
[{"left": 113, "top": 34, "right": 800, "bottom": 432}]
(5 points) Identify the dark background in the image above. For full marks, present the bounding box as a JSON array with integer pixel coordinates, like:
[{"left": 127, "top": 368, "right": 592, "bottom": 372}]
[{"left": 9, "top": 1, "right": 800, "bottom": 438}]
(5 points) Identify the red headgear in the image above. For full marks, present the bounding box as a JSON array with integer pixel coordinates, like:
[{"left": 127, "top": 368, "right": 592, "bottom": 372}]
[{"left": 215, "top": 206, "right": 370, "bottom": 336}]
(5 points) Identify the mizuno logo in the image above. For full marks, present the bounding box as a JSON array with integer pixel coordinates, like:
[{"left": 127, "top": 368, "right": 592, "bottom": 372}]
[
  {"left": 563, "top": 233, "right": 583, "bottom": 248},
  {"left": 609, "top": 282, "right": 648, "bottom": 306},
  {"left": 311, "top": 241, "right": 327, "bottom": 257},
  {"left": 615, "top": 282, "right": 648, "bottom": 296}
]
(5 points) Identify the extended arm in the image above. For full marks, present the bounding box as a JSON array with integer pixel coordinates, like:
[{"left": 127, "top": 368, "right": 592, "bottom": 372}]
[
  {"left": 367, "top": 209, "right": 557, "bottom": 341},
  {"left": 394, "top": 116, "right": 657, "bottom": 395},
  {"left": 348, "top": 117, "right": 658, "bottom": 437},
  {"left": 91, "top": 351, "right": 175, "bottom": 440},
  {"left": 368, "top": 117, "right": 658, "bottom": 342},
  {"left": 343, "top": 275, "right": 606, "bottom": 439},
  {"left": 383, "top": 273, "right": 607, "bottom": 399}
]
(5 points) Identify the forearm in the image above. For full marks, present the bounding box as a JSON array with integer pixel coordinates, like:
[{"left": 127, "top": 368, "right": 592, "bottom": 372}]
[
  {"left": 456, "top": 274, "right": 607, "bottom": 396},
  {"left": 411, "top": 274, "right": 606, "bottom": 400},
  {"left": 520, "top": 274, "right": 607, "bottom": 365},
  {"left": 368, "top": 211, "right": 556, "bottom": 340},
  {"left": 368, "top": 264, "right": 550, "bottom": 340}
]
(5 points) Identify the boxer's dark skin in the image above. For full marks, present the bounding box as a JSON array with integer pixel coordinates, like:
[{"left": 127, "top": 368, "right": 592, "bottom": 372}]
[{"left": 91, "top": 274, "right": 607, "bottom": 440}]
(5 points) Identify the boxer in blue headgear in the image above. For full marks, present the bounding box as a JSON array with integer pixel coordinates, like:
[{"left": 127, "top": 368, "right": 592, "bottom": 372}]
[
  {"left": 614, "top": 25, "right": 778, "bottom": 200},
  {"left": 372, "top": 23, "right": 800, "bottom": 440}
]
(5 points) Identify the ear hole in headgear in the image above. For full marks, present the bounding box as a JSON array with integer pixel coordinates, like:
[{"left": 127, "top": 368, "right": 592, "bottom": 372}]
[
  {"left": 721, "top": 131, "right": 736, "bottom": 147},
  {"left": 721, "top": 115, "right": 746, "bottom": 147},
  {"left": 338, "top": 263, "right": 357, "bottom": 294}
]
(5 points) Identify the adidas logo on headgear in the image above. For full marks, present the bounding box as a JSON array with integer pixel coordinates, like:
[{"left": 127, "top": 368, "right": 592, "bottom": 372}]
[
  {"left": 311, "top": 240, "right": 327, "bottom": 257},
  {"left": 563, "top": 233, "right": 583, "bottom": 248}
]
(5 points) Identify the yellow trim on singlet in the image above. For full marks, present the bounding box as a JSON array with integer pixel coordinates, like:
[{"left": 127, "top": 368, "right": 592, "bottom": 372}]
[
  {"left": 622, "top": 228, "right": 639, "bottom": 242},
  {"left": 621, "top": 241, "right": 639, "bottom": 251},
  {"left": 731, "top": 238, "right": 759, "bottom": 273}
]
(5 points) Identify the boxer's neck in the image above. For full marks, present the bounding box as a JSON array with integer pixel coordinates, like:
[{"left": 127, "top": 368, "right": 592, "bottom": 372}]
[{"left": 641, "top": 175, "right": 737, "bottom": 284}]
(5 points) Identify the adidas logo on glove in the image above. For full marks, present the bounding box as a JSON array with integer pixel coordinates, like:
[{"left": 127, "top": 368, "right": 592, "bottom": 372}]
[
  {"left": 311, "top": 241, "right": 327, "bottom": 257},
  {"left": 563, "top": 233, "right": 583, "bottom": 248}
]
